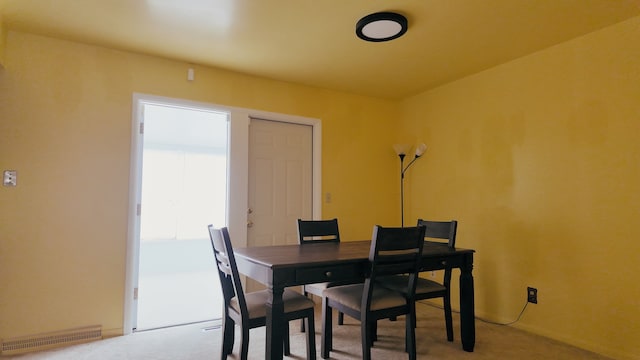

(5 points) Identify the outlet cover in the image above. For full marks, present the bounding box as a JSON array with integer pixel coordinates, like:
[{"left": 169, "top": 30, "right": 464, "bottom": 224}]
[
  {"left": 3, "top": 170, "right": 17, "bottom": 187},
  {"left": 527, "top": 287, "right": 538, "bottom": 304}
]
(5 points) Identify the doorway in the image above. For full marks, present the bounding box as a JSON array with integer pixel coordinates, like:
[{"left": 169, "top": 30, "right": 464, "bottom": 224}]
[
  {"left": 125, "top": 94, "right": 322, "bottom": 334},
  {"left": 135, "top": 101, "right": 228, "bottom": 330}
]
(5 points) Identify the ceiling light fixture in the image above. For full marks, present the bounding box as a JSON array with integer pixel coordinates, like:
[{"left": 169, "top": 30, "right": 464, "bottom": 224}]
[{"left": 356, "top": 12, "right": 408, "bottom": 42}]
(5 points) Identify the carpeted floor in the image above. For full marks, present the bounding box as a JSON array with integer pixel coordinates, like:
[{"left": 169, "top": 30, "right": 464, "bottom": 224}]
[{"left": 1, "top": 302, "right": 611, "bottom": 359}]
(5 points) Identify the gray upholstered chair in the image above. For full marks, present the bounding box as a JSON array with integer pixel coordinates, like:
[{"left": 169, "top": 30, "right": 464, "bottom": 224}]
[
  {"left": 208, "top": 225, "right": 317, "bottom": 360},
  {"left": 320, "top": 225, "right": 426, "bottom": 360}
]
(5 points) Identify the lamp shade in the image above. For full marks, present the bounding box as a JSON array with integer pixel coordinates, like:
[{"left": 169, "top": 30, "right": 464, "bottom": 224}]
[
  {"left": 415, "top": 143, "right": 427, "bottom": 157},
  {"left": 393, "top": 144, "right": 411, "bottom": 156}
]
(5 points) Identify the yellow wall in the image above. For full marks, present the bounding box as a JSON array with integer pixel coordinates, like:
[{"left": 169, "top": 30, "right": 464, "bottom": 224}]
[
  {"left": 2, "top": 14, "right": 639, "bottom": 360},
  {"left": 0, "top": 31, "right": 400, "bottom": 338},
  {"left": 401, "top": 15, "right": 640, "bottom": 359}
]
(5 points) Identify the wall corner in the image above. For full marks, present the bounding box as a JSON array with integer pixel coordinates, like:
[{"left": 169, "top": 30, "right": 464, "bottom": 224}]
[{"left": 0, "top": 16, "right": 6, "bottom": 68}]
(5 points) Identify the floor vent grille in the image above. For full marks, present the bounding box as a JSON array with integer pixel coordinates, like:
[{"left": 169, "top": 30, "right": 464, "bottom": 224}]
[{"left": 1, "top": 325, "right": 102, "bottom": 355}]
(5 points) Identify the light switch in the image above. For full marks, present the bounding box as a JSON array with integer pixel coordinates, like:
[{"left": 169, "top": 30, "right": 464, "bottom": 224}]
[{"left": 3, "top": 170, "right": 17, "bottom": 187}]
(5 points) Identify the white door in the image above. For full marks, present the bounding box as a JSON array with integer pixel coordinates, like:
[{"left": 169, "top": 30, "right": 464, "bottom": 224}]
[{"left": 247, "top": 118, "right": 313, "bottom": 261}]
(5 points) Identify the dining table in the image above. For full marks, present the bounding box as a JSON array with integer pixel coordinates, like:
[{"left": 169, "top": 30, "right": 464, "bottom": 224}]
[{"left": 233, "top": 239, "right": 475, "bottom": 360}]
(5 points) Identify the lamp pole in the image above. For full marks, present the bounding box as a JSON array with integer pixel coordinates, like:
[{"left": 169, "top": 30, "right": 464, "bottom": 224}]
[
  {"left": 395, "top": 143, "right": 427, "bottom": 227},
  {"left": 399, "top": 152, "right": 406, "bottom": 227}
]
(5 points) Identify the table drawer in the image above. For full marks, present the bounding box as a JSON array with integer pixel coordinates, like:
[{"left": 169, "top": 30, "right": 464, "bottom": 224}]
[{"left": 295, "top": 264, "right": 361, "bottom": 284}]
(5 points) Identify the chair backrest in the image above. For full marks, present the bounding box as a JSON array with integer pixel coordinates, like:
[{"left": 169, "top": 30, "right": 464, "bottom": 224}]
[
  {"left": 207, "top": 225, "right": 248, "bottom": 318},
  {"left": 363, "top": 225, "right": 426, "bottom": 308},
  {"left": 297, "top": 218, "right": 340, "bottom": 244},
  {"left": 416, "top": 219, "right": 458, "bottom": 248}
]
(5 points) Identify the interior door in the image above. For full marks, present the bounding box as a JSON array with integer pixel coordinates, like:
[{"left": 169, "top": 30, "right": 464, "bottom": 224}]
[{"left": 247, "top": 118, "right": 313, "bottom": 290}]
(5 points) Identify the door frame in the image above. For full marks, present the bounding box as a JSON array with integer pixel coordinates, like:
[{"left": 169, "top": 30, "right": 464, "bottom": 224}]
[{"left": 124, "top": 93, "right": 322, "bottom": 334}]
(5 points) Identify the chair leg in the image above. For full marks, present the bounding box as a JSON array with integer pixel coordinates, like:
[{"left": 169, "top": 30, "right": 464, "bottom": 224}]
[
  {"left": 369, "top": 321, "right": 379, "bottom": 346},
  {"left": 371, "top": 321, "right": 378, "bottom": 343},
  {"left": 284, "top": 321, "right": 291, "bottom": 356},
  {"left": 301, "top": 289, "right": 309, "bottom": 333},
  {"left": 361, "top": 318, "right": 372, "bottom": 360},
  {"left": 412, "top": 307, "right": 417, "bottom": 328},
  {"left": 221, "top": 316, "right": 234, "bottom": 357},
  {"left": 321, "top": 297, "right": 333, "bottom": 359},
  {"left": 406, "top": 309, "right": 417, "bottom": 360},
  {"left": 444, "top": 294, "right": 454, "bottom": 341},
  {"left": 240, "top": 322, "right": 250, "bottom": 360},
  {"left": 306, "top": 312, "right": 317, "bottom": 360}
]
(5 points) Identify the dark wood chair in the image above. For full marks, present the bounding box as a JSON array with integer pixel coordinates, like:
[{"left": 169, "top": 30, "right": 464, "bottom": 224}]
[
  {"left": 297, "top": 218, "right": 354, "bottom": 330},
  {"left": 208, "top": 225, "right": 317, "bottom": 360},
  {"left": 320, "top": 225, "right": 426, "bottom": 360},
  {"left": 379, "top": 219, "right": 458, "bottom": 341}
]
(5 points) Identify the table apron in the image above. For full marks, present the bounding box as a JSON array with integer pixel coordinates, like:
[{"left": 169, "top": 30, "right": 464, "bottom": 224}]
[
  {"left": 293, "top": 262, "right": 364, "bottom": 285},
  {"left": 419, "top": 255, "right": 466, "bottom": 272},
  {"left": 237, "top": 254, "right": 468, "bottom": 289}
]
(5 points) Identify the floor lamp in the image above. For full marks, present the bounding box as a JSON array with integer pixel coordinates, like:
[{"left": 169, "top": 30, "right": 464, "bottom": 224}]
[{"left": 393, "top": 143, "right": 427, "bottom": 227}]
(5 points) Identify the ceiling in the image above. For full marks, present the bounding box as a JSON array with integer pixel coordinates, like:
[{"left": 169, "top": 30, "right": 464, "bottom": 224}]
[{"left": 1, "top": 0, "right": 639, "bottom": 99}]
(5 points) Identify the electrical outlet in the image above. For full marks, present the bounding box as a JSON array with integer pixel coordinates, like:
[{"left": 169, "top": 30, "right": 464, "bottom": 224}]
[
  {"left": 3, "top": 170, "right": 17, "bottom": 187},
  {"left": 527, "top": 287, "right": 538, "bottom": 304}
]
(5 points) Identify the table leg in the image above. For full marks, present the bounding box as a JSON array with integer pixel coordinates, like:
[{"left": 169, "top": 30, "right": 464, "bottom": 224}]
[
  {"left": 266, "top": 285, "right": 285, "bottom": 360},
  {"left": 459, "top": 253, "right": 475, "bottom": 352}
]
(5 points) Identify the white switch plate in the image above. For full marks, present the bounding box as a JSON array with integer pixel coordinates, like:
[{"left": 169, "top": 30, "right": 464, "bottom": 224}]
[{"left": 3, "top": 170, "right": 17, "bottom": 186}]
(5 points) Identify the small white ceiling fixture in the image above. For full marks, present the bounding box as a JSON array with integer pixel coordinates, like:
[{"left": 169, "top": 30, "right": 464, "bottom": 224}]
[{"left": 356, "top": 12, "right": 408, "bottom": 42}]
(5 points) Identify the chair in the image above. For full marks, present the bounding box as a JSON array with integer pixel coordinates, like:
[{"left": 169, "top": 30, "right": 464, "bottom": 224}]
[
  {"left": 208, "top": 225, "right": 317, "bottom": 360},
  {"left": 379, "top": 219, "right": 458, "bottom": 341},
  {"left": 320, "top": 225, "right": 426, "bottom": 360},
  {"left": 297, "top": 218, "right": 355, "bottom": 330}
]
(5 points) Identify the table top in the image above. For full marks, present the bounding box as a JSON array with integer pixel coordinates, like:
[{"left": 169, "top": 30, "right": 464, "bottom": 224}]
[{"left": 233, "top": 240, "right": 474, "bottom": 270}]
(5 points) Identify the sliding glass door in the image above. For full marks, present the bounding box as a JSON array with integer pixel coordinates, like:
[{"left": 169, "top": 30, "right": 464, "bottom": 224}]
[{"left": 136, "top": 103, "right": 228, "bottom": 330}]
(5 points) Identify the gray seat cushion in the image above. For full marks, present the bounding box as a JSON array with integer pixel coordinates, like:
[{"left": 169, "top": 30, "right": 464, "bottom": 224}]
[
  {"left": 306, "top": 279, "right": 361, "bottom": 295},
  {"left": 230, "top": 289, "right": 315, "bottom": 319},
  {"left": 380, "top": 274, "right": 446, "bottom": 295},
  {"left": 323, "top": 284, "right": 407, "bottom": 311}
]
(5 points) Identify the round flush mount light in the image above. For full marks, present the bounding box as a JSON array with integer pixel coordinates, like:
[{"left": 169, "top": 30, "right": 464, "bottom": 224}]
[{"left": 356, "top": 12, "right": 408, "bottom": 42}]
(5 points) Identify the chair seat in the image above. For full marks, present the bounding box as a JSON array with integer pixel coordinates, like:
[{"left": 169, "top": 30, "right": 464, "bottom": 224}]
[
  {"left": 231, "top": 289, "right": 315, "bottom": 319},
  {"left": 324, "top": 283, "right": 407, "bottom": 312},
  {"left": 379, "top": 274, "right": 446, "bottom": 296},
  {"left": 305, "top": 282, "right": 330, "bottom": 294},
  {"left": 305, "top": 280, "right": 360, "bottom": 296}
]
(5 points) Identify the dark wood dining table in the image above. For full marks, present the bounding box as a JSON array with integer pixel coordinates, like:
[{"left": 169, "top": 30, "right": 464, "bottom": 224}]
[{"left": 233, "top": 240, "right": 475, "bottom": 360}]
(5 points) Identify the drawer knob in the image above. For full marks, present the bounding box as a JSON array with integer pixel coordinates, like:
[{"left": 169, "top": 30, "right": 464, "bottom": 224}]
[
  {"left": 441, "top": 260, "right": 447, "bottom": 266},
  {"left": 325, "top": 271, "right": 333, "bottom": 277}
]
